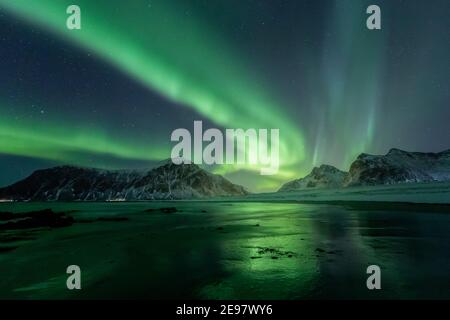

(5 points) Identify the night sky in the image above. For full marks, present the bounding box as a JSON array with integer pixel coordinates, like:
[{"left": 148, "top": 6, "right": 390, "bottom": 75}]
[{"left": 0, "top": 0, "right": 449, "bottom": 192}]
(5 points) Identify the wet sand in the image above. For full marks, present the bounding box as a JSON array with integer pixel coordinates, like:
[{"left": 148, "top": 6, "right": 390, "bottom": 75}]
[{"left": 1, "top": 201, "right": 450, "bottom": 299}]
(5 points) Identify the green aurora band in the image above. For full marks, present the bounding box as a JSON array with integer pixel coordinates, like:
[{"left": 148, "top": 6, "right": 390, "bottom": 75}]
[
  {"left": 0, "top": 0, "right": 306, "bottom": 190},
  {"left": 309, "top": 1, "right": 384, "bottom": 168},
  {"left": 0, "top": 109, "right": 168, "bottom": 165}
]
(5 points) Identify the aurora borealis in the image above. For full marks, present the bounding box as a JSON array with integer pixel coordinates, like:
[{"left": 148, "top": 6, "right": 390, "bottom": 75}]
[{"left": 0, "top": 0, "right": 449, "bottom": 192}]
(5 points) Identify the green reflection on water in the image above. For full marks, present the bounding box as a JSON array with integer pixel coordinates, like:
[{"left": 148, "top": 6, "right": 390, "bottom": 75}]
[{"left": 1, "top": 201, "right": 450, "bottom": 299}]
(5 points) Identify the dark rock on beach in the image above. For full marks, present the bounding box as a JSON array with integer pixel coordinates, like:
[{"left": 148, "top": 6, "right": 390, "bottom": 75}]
[
  {"left": 145, "top": 207, "right": 179, "bottom": 214},
  {"left": 0, "top": 209, "right": 74, "bottom": 230}
]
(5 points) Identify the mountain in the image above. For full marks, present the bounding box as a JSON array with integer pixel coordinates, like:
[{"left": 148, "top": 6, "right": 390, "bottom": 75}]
[
  {"left": 279, "top": 148, "right": 450, "bottom": 191},
  {"left": 279, "top": 164, "right": 347, "bottom": 191},
  {"left": 345, "top": 148, "right": 450, "bottom": 186},
  {"left": 0, "top": 162, "right": 248, "bottom": 201}
]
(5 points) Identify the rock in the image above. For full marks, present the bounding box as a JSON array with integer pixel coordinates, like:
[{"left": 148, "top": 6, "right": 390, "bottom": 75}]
[
  {"left": 256, "top": 247, "right": 296, "bottom": 258},
  {"left": 145, "top": 207, "right": 179, "bottom": 214},
  {"left": 96, "top": 217, "right": 129, "bottom": 222},
  {"left": 0, "top": 246, "right": 18, "bottom": 253},
  {"left": 0, "top": 209, "right": 74, "bottom": 230}
]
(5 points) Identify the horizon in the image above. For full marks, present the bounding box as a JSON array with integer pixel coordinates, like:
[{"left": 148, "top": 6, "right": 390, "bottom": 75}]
[{"left": 1, "top": 145, "right": 449, "bottom": 192}]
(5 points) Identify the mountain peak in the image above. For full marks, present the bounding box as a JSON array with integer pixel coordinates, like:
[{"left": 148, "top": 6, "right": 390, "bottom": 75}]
[
  {"left": 387, "top": 148, "right": 407, "bottom": 155},
  {"left": 279, "top": 164, "right": 347, "bottom": 192}
]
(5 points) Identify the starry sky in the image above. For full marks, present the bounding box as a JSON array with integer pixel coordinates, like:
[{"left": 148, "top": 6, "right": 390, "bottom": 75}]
[{"left": 0, "top": 0, "right": 449, "bottom": 192}]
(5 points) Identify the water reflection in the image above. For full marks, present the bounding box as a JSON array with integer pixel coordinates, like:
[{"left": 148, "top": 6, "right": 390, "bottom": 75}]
[{"left": 1, "top": 201, "right": 450, "bottom": 299}]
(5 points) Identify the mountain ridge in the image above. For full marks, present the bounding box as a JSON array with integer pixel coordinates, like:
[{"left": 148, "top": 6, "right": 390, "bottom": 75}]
[
  {"left": 279, "top": 148, "right": 450, "bottom": 192},
  {"left": 0, "top": 162, "right": 248, "bottom": 201}
]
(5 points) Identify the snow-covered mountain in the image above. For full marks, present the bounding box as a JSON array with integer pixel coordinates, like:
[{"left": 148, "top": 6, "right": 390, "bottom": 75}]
[
  {"left": 344, "top": 148, "right": 450, "bottom": 186},
  {"left": 279, "top": 164, "right": 347, "bottom": 191},
  {"left": 0, "top": 162, "right": 248, "bottom": 201},
  {"left": 279, "top": 148, "right": 450, "bottom": 191}
]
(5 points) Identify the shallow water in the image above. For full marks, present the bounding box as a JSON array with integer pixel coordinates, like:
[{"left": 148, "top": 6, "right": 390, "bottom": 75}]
[{"left": 1, "top": 201, "right": 450, "bottom": 299}]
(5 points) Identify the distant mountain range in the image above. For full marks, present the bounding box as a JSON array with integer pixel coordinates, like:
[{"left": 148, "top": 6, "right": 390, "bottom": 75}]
[
  {"left": 0, "top": 161, "right": 248, "bottom": 201},
  {"left": 279, "top": 148, "right": 450, "bottom": 192},
  {"left": 2, "top": 148, "right": 449, "bottom": 201}
]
